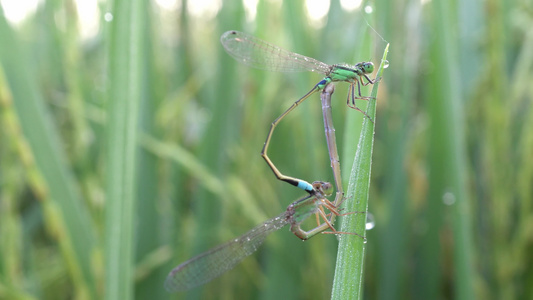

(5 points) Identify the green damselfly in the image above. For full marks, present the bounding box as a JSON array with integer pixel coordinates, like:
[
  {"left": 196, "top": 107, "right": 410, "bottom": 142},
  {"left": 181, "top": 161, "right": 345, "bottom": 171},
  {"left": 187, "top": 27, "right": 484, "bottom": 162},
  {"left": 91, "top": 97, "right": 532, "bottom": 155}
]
[{"left": 221, "top": 30, "right": 376, "bottom": 208}]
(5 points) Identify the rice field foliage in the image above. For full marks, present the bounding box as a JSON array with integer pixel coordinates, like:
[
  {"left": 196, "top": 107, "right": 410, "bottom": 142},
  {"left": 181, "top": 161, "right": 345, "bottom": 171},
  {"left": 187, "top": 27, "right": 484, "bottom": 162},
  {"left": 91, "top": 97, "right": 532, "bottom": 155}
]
[{"left": 0, "top": 0, "right": 531, "bottom": 299}]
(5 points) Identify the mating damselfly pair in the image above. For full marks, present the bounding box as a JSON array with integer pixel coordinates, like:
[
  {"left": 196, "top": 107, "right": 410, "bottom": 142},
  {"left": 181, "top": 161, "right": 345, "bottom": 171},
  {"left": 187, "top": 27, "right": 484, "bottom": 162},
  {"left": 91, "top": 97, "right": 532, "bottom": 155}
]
[{"left": 164, "top": 30, "right": 378, "bottom": 292}]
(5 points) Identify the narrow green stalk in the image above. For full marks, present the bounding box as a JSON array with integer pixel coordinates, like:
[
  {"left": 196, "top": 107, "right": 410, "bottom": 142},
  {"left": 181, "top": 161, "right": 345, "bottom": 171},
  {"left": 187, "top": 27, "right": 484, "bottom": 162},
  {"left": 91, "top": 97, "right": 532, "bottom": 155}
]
[
  {"left": 331, "top": 44, "right": 389, "bottom": 300},
  {"left": 0, "top": 7, "right": 96, "bottom": 299},
  {"left": 428, "top": 0, "right": 476, "bottom": 298},
  {"left": 104, "top": 0, "right": 145, "bottom": 298}
]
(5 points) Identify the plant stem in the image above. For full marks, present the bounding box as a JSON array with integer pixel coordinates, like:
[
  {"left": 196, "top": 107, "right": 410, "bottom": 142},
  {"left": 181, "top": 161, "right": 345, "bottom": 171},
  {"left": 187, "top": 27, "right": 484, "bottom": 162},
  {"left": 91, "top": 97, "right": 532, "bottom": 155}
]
[{"left": 331, "top": 43, "right": 389, "bottom": 300}]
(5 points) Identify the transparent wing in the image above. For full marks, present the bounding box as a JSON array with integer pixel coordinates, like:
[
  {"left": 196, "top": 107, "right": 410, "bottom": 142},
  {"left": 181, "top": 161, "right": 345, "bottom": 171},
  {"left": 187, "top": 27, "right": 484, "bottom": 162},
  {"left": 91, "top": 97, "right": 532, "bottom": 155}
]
[
  {"left": 164, "top": 213, "right": 289, "bottom": 292},
  {"left": 220, "top": 30, "right": 331, "bottom": 74}
]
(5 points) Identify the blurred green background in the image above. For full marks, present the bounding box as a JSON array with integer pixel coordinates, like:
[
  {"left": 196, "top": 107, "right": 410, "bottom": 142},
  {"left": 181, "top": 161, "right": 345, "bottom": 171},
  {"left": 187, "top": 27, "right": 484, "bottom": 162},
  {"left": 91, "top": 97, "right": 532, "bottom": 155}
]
[{"left": 0, "top": 0, "right": 532, "bottom": 299}]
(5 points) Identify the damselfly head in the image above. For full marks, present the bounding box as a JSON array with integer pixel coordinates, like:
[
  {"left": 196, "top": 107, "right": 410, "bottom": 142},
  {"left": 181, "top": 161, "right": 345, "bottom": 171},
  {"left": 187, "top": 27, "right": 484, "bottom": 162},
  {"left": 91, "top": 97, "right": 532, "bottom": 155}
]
[
  {"left": 357, "top": 61, "right": 374, "bottom": 74},
  {"left": 311, "top": 181, "right": 333, "bottom": 197}
]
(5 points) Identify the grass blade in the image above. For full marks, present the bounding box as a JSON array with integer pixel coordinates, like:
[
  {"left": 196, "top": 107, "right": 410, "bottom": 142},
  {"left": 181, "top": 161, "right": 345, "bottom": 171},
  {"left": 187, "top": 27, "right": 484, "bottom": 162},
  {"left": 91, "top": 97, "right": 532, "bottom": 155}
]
[
  {"left": 104, "top": 0, "right": 145, "bottom": 298},
  {"left": 427, "top": 0, "right": 476, "bottom": 298},
  {"left": 0, "top": 6, "right": 96, "bottom": 298},
  {"left": 331, "top": 43, "right": 389, "bottom": 300}
]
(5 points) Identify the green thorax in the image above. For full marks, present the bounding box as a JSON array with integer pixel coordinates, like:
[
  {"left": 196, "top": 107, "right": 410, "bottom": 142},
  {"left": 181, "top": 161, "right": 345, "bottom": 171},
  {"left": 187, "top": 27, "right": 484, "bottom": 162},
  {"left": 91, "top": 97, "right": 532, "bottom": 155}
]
[{"left": 318, "top": 61, "right": 374, "bottom": 89}]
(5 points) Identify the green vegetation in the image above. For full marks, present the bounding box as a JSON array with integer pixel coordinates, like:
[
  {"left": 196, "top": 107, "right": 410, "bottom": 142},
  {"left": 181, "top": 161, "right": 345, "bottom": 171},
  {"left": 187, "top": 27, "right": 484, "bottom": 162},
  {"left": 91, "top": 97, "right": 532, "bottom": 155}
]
[{"left": 0, "top": 0, "right": 531, "bottom": 299}]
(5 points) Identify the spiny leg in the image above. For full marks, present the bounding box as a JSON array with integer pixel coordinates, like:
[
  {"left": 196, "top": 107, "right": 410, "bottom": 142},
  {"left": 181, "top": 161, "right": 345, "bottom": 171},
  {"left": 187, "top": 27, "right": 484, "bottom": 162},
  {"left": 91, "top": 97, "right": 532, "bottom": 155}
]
[
  {"left": 317, "top": 206, "right": 338, "bottom": 232},
  {"left": 315, "top": 200, "right": 366, "bottom": 239},
  {"left": 345, "top": 78, "right": 379, "bottom": 123},
  {"left": 362, "top": 74, "right": 379, "bottom": 86},
  {"left": 346, "top": 81, "right": 372, "bottom": 119},
  {"left": 261, "top": 84, "right": 320, "bottom": 193},
  {"left": 320, "top": 202, "right": 366, "bottom": 239},
  {"left": 355, "top": 74, "right": 379, "bottom": 100}
]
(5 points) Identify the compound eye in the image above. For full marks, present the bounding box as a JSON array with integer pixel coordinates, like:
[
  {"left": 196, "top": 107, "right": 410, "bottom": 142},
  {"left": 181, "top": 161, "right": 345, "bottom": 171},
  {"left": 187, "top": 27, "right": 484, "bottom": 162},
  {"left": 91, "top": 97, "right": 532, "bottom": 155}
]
[
  {"left": 311, "top": 181, "right": 333, "bottom": 197},
  {"left": 363, "top": 62, "right": 374, "bottom": 74}
]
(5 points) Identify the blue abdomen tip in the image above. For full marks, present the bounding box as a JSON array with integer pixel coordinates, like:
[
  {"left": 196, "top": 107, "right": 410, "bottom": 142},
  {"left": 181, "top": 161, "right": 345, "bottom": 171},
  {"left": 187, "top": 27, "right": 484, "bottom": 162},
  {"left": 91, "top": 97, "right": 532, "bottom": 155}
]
[{"left": 297, "top": 181, "right": 313, "bottom": 192}]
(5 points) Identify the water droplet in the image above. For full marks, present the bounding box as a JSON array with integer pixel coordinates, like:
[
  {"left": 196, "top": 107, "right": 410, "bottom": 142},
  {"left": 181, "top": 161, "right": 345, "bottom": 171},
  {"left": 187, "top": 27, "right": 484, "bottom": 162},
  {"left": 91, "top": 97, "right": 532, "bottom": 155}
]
[
  {"left": 364, "top": 5, "right": 373, "bottom": 14},
  {"left": 365, "top": 212, "right": 375, "bottom": 230},
  {"left": 104, "top": 12, "right": 113, "bottom": 22},
  {"left": 382, "top": 60, "right": 390, "bottom": 69},
  {"left": 443, "top": 191, "right": 456, "bottom": 205}
]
